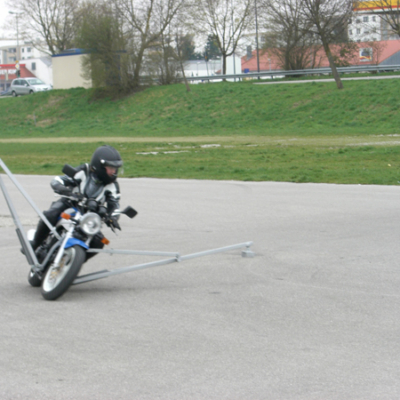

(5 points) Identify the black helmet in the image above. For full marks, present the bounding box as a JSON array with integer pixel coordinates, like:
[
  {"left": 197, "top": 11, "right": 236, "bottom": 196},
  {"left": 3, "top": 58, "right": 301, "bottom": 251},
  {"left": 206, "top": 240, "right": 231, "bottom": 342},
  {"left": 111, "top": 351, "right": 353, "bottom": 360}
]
[{"left": 90, "top": 145, "right": 123, "bottom": 184}]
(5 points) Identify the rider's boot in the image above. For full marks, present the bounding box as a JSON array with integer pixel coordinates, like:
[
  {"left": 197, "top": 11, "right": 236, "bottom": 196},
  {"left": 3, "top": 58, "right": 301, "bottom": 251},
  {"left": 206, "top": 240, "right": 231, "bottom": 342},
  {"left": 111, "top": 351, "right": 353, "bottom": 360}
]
[
  {"left": 32, "top": 219, "right": 50, "bottom": 249},
  {"left": 20, "top": 219, "right": 50, "bottom": 255}
]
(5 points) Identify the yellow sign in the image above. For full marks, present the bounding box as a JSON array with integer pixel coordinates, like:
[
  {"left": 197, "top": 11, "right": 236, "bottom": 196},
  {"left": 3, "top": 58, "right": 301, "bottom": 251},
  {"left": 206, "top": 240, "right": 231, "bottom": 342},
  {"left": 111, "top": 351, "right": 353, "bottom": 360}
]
[{"left": 355, "top": 0, "right": 400, "bottom": 10}]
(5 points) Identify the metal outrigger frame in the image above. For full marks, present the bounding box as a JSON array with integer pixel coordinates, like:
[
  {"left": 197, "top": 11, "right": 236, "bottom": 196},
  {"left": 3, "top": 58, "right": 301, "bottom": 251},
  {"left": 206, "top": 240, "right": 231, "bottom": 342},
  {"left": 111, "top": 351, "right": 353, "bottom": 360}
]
[{"left": 0, "top": 158, "right": 255, "bottom": 286}]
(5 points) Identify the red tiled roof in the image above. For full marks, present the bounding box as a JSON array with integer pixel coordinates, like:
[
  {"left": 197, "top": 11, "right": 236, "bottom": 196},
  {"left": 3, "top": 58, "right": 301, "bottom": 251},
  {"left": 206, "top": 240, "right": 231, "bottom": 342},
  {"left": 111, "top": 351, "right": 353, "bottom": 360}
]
[
  {"left": 0, "top": 64, "right": 36, "bottom": 81},
  {"left": 241, "top": 40, "right": 400, "bottom": 72}
]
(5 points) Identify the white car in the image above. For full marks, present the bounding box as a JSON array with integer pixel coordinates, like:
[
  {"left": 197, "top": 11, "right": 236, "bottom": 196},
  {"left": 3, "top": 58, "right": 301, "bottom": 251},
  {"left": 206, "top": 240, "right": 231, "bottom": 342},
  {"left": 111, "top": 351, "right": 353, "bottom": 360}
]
[{"left": 10, "top": 78, "right": 52, "bottom": 96}]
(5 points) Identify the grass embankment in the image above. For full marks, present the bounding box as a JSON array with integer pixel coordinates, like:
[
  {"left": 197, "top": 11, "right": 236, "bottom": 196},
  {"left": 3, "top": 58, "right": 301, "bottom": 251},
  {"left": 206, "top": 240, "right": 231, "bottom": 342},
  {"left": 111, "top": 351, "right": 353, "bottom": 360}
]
[{"left": 1, "top": 78, "right": 400, "bottom": 184}]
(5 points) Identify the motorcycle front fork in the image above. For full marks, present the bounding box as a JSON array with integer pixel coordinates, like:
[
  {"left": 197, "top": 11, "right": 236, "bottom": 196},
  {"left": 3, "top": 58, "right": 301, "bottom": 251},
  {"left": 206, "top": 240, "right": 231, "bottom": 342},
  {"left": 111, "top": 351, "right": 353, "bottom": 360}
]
[{"left": 52, "top": 230, "right": 73, "bottom": 268}]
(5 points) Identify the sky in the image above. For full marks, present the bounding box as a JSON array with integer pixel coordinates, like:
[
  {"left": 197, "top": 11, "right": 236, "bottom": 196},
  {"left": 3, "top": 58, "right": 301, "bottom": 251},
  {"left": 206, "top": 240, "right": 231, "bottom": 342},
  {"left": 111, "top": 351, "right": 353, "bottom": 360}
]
[{"left": 0, "top": 0, "right": 13, "bottom": 37}]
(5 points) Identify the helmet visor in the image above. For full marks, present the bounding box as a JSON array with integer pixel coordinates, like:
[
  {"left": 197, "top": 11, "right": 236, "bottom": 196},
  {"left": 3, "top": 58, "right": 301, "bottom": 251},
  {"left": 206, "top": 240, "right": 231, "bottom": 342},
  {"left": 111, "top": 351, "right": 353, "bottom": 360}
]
[{"left": 102, "top": 159, "right": 123, "bottom": 168}]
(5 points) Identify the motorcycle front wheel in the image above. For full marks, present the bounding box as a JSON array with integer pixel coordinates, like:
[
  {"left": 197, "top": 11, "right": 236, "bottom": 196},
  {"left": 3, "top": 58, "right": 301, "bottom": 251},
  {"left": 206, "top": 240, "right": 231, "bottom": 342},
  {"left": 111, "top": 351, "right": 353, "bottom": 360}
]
[
  {"left": 41, "top": 245, "right": 85, "bottom": 300},
  {"left": 28, "top": 270, "right": 42, "bottom": 287}
]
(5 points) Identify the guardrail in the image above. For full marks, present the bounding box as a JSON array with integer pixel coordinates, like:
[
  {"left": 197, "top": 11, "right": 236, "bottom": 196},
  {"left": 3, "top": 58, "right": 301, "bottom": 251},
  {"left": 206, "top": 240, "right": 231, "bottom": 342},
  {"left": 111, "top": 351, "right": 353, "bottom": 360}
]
[{"left": 183, "top": 64, "right": 400, "bottom": 83}]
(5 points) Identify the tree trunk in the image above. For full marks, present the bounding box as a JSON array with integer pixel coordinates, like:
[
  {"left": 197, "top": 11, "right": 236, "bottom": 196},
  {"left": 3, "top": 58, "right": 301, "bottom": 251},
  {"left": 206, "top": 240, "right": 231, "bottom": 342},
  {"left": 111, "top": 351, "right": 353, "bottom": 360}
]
[
  {"left": 222, "top": 54, "right": 227, "bottom": 80},
  {"left": 180, "top": 60, "right": 191, "bottom": 92},
  {"left": 322, "top": 40, "right": 343, "bottom": 90},
  {"left": 132, "top": 47, "right": 145, "bottom": 88}
]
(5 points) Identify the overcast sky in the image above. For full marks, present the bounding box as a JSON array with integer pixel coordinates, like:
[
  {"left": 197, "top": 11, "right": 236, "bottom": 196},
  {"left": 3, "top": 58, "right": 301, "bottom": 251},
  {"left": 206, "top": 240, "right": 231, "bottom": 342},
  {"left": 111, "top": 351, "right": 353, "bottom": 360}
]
[{"left": 1, "top": 0, "right": 14, "bottom": 37}]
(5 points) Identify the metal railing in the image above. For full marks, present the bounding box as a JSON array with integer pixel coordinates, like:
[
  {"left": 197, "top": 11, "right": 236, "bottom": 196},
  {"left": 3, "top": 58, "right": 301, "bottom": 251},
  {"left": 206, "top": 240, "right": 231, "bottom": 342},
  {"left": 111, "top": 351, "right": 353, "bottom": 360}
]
[{"left": 182, "top": 64, "right": 400, "bottom": 83}]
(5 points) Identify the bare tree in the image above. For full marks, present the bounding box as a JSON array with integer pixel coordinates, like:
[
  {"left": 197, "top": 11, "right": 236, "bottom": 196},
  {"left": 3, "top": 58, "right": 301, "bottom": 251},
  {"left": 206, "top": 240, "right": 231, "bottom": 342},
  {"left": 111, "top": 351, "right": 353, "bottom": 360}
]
[
  {"left": 368, "top": 39, "right": 388, "bottom": 65},
  {"left": 175, "top": 32, "right": 191, "bottom": 91},
  {"left": 8, "top": 0, "right": 81, "bottom": 55},
  {"left": 260, "top": 0, "right": 321, "bottom": 71},
  {"left": 190, "top": 0, "right": 254, "bottom": 75},
  {"left": 146, "top": 31, "right": 180, "bottom": 85},
  {"left": 301, "top": 0, "right": 354, "bottom": 89},
  {"left": 116, "top": 0, "right": 186, "bottom": 88}
]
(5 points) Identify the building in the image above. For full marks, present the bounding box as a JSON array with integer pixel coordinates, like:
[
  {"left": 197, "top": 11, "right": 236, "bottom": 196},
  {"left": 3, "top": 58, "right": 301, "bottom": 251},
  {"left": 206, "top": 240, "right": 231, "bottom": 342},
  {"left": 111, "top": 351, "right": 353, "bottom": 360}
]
[
  {"left": 242, "top": 40, "right": 400, "bottom": 73},
  {"left": 183, "top": 56, "right": 241, "bottom": 81},
  {"left": 0, "top": 39, "right": 47, "bottom": 64},
  {"left": 52, "top": 49, "right": 91, "bottom": 89},
  {"left": 0, "top": 63, "right": 37, "bottom": 91},
  {"left": 0, "top": 39, "right": 52, "bottom": 90},
  {"left": 349, "top": 0, "right": 400, "bottom": 42}
]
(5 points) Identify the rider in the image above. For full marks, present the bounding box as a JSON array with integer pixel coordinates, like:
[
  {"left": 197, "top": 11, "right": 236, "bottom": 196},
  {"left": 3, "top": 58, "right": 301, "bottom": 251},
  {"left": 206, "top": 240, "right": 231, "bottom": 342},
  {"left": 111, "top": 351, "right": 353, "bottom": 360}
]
[{"left": 29, "top": 145, "right": 123, "bottom": 253}]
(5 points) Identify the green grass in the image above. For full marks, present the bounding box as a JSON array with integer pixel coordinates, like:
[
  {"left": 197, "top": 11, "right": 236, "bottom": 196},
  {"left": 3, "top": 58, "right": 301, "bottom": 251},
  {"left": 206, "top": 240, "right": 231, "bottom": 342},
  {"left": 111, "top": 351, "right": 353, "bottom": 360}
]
[
  {"left": 1, "top": 79, "right": 400, "bottom": 185},
  {"left": 1, "top": 141, "right": 400, "bottom": 185},
  {"left": 1, "top": 79, "right": 400, "bottom": 138}
]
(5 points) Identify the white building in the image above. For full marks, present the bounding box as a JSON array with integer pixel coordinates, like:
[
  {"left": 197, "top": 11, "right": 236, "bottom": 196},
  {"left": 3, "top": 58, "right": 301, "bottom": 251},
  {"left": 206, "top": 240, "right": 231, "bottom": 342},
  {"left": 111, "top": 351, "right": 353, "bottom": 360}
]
[
  {"left": 0, "top": 39, "right": 52, "bottom": 86},
  {"left": 349, "top": 1, "right": 400, "bottom": 42},
  {"left": 0, "top": 39, "right": 46, "bottom": 63},
  {"left": 183, "top": 56, "right": 242, "bottom": 82}
]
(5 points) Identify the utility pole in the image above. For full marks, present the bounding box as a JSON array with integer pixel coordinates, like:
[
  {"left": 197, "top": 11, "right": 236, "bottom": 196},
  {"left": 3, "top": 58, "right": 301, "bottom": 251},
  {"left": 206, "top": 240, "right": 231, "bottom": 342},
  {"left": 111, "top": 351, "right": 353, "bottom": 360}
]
[
  {"left": 9, "top": 11, "right": 23, "bottom": 63},
  {"left": 231, "top": 0, "right": 237, "bottom": 81},
  {"left": 255, "top": 0, "right": 260, "bottom": 78}
]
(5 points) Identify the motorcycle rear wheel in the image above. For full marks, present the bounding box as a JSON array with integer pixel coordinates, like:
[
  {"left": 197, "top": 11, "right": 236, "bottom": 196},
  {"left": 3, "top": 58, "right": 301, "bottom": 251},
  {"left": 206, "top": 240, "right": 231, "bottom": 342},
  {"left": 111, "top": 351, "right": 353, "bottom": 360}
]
[{"left": 41, "top": 245, "right": 85, "bottom": 300}]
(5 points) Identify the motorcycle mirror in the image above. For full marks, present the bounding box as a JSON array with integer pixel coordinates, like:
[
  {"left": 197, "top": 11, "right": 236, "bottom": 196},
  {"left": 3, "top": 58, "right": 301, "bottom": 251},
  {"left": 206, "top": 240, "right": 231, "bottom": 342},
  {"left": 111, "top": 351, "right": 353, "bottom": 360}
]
[
  {"left": 122, "top": 206, "right": 138, "bottom": 219},
  {"left": 62, "top": 164, "right": 78, "bottom": 178}
]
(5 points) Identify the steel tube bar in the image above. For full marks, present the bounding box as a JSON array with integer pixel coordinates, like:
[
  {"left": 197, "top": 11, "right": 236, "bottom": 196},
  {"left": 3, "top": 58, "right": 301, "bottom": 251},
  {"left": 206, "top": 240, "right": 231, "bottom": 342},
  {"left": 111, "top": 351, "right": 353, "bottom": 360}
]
[
  {"left": 73, "top": 242, "right": 254, "bottom": 285},
  {"left": 86, "top": 248, "right": 180, "bottom": 257},
  {"left": 0, "top": 159, "right": 60, "bottom": 239},
  {"left": 73, "top": 257, "right": 178, "bottom": 285},
  {"left": 179, "top": 241, "right": 253, "bottom": 261},
  {"left": 0, "top": 174, "right": 39, "bottom": 267}
]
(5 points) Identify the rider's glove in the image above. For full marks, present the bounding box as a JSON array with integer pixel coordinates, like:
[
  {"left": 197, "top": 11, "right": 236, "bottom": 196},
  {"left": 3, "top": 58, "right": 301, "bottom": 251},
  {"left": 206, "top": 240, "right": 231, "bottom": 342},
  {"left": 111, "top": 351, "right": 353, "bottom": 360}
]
[
  {"left": 71, "top": 192, "right": 84, "bottom": 202},
  {"left": 53, "top": 183, "right": 83, "bottom": 201},
  {"left": 98, "top": 206, "right": 107, "bottom": 218},
  {"left": 54, "top": 185, "right": 73, "bottom": 196},
  {"left": 106, "top": 216, "right": 121, "bottom": 230}
]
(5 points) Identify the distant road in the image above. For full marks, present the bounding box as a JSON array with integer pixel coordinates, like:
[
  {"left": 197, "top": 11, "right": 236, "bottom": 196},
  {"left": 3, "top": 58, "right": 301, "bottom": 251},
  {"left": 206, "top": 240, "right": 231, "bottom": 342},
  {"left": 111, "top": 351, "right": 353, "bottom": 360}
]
[{"left": 255, "top": 75, "right": 400, "bottom": 85}]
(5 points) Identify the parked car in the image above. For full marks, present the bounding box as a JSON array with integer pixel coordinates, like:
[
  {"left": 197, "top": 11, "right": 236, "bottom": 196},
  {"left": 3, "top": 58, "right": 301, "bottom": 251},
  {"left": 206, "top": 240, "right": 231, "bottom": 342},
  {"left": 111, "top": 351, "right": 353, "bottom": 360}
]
[{"left": 10, "top": 78, "right": 52, "bottom": 96}]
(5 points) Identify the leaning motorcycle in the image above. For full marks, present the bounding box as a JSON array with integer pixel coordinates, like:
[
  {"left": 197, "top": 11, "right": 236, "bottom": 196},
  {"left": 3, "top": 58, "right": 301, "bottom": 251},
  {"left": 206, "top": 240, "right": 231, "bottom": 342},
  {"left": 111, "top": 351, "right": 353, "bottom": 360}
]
[{"left": 27, "top": 164, "right": 137, "bottom": 301}]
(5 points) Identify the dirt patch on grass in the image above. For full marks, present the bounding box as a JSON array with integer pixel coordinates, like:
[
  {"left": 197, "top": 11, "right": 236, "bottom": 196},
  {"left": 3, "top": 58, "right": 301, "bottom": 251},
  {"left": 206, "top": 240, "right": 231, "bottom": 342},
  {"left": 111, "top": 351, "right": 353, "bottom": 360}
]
[
  {"left": 1, "top": 135, "right": 400, "bottom": 147},
  {"left": 25, "top": 117, "right": 58, "bottom": 127}
]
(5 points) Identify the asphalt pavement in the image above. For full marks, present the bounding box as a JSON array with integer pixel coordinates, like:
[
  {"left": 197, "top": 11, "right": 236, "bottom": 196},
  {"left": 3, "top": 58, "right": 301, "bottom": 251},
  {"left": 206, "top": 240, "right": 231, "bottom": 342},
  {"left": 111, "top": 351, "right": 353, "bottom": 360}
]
[{"left": 1, "top": 174, "right": 400, "bottom": 400}]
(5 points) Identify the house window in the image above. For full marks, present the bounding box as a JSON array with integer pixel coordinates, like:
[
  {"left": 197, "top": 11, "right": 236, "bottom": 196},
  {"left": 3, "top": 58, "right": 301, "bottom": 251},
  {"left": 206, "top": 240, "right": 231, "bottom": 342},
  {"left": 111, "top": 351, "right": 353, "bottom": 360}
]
[
  {"left": 31, "top": 62, "right": 36, "bottom": 70},
  {"left": 357, "top": 29, "right": 361, "bottom": 34},
  {"left": 363, "top": 16, "right": 369, "bottom": 22},
  {"left": 349, "top": 29, "right": 353, "bottom": 35},
  {"left": 372, "top": 16, "right": 376, "bottom": 22},
  {"left": 27, "top": 47, "right": 31, "bottom": 52},
  {"left": 356, "top": 19, "right": 361, "bottom": 23}
]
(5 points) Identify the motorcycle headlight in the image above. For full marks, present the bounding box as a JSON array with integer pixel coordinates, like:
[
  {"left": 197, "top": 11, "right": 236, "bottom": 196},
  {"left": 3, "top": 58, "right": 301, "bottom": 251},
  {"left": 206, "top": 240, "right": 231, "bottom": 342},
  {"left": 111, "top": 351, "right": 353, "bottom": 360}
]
[{"left": 80, "top": 212, "right": 101, "bottom": 236}]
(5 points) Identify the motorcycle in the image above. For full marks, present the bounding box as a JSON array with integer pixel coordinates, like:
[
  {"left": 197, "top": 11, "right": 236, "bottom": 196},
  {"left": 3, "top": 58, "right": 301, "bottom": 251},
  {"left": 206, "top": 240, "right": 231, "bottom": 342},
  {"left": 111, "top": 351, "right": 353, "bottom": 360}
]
[{"left": 26, "top": 164, "right": 137, "bottom": 300}]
